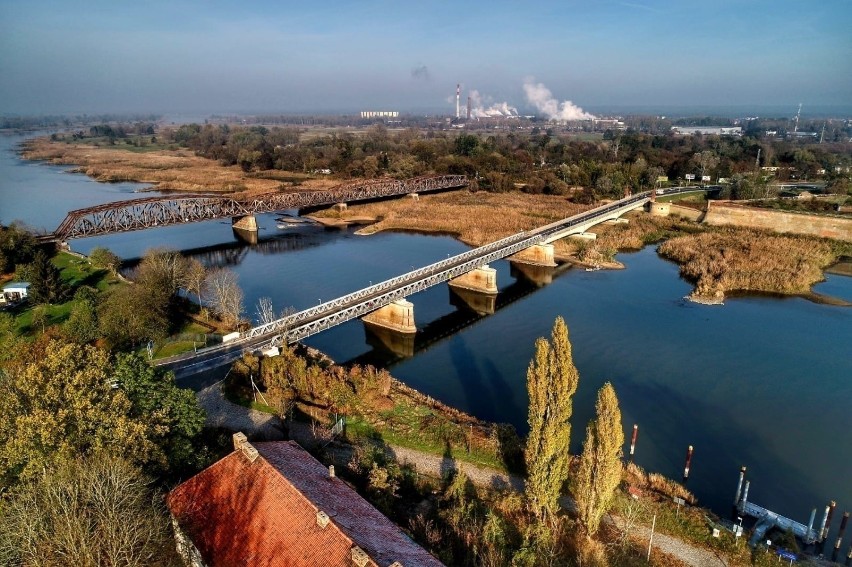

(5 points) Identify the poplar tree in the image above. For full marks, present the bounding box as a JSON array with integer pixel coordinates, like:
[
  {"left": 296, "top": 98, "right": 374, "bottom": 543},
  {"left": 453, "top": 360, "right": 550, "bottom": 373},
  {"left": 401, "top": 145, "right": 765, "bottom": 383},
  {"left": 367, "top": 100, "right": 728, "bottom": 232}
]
[
  {"left": 573, "top": 382, "right": 625, "bottom": 536},
  {"left": 525, "top": 316, "right": 579, "bottom": 519}
]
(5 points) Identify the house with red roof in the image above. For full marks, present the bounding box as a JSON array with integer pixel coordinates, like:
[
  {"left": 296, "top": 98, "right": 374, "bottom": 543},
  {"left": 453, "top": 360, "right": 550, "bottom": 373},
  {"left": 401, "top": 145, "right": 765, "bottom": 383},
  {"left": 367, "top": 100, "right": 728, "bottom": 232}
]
[{"left": 167, "top": 433, "right": 444, "bottom": 567}]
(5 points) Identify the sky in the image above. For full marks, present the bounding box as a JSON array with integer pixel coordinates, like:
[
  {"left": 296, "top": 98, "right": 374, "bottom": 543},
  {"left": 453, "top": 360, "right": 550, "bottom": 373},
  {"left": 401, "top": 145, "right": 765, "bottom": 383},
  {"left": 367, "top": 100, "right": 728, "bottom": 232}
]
[{"left": 1, "top": 0, "right": 851, "bottom": 117}]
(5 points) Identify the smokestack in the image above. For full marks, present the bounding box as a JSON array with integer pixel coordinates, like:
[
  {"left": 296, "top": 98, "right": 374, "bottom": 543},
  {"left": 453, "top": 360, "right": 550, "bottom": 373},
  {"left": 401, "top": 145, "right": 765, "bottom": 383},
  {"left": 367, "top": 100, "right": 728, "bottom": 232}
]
[
  {"left": 734, "top": 466, "right": 746, "bottom": 507},
  {"left": 682, "top": 445, "right": 694, "bottom": 481},
  {"left": 629, "top": 424, "right": 638, "bottom": 462},
  {"left": 467, "top": 96, "right": 471, "bottom": 120},
  {"left": 833, "top": 512, "right": 849, "bottom": 563},
  {"left": 456, "top": 84, "right": 460, "bottom": 119}
]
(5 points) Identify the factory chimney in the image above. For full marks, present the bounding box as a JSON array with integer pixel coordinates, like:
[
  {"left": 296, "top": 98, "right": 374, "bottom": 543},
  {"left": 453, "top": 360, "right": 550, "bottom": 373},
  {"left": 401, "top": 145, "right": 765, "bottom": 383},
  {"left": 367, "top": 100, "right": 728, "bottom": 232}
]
[{"left": 456, "top": 84, "right": 460, "bottom": 119}]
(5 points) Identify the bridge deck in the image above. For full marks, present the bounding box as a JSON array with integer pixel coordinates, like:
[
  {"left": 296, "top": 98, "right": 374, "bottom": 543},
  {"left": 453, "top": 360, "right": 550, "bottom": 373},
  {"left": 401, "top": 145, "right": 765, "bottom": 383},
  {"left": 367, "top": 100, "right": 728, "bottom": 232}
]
[{"left": 156, "top": 186, "right": 708, "bottom": 377}]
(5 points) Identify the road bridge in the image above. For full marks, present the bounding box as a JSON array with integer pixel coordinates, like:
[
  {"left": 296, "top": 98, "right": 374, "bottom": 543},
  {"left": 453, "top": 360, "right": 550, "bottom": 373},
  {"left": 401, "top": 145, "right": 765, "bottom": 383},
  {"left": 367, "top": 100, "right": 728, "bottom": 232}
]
[
  {"left": 156, "top": 186, "right": 707, "bottom": 378},
  {"left": 46, "top": 174, "right": 468, "bottom": 241}
]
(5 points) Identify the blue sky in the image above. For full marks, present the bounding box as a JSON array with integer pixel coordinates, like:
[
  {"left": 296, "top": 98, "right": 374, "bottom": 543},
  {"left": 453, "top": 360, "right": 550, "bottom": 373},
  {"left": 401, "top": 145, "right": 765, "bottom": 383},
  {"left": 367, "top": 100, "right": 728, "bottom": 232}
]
[{"left": 1, "top": 0, "right": 850, "bottom": 116}]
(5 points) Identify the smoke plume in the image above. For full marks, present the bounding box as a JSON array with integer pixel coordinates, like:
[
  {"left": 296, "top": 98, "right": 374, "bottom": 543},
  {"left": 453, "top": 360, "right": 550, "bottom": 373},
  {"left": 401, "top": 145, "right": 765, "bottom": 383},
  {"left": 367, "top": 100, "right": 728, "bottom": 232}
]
[
  {"left": 411, "top": 65, "right": 430, "bottom": 80},
  {"left": 469, "top": 89, "right": 518, "bottom": 118},
  {"left": 522, "top": 79, "right": 594, "bottom": 120}
]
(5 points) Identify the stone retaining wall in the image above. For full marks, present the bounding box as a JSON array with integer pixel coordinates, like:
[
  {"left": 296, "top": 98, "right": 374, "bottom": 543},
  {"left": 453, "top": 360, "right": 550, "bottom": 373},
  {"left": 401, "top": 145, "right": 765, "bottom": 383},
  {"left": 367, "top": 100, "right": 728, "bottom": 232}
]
[{"left": 704, "top": 201, "right": 852, "bottom": 240}]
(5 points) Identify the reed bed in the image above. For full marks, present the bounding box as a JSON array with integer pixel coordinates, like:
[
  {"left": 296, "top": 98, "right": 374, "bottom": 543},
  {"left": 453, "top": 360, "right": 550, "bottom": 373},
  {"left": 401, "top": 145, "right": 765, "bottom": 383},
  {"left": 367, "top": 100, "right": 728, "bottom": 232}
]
[
  {"left": 21, "top": 137, "right": 332, "bottom": 194},
  {"left": 658, "top": 227, "right": 846, "bottom": 300},
  {"left": 324, "top": 190, "right": 594, "bottom": 247}
]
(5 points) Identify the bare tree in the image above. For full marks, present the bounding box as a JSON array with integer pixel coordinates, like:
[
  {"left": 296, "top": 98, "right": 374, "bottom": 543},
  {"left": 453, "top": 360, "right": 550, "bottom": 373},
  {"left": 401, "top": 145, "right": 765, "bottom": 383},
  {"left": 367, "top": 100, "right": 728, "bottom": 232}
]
[
  {"left": 0, "top": 454, "right": 174, "bottom": 567},
  {"left": 256, "top": 296, "right": 275, "bottom": 325},
  {"left": 182, "top": 258, "right": 208, "bottom": 317},
  {"left": 136, "top": 248, "right": 188, "bottom": 299},
  {"left": 204, "top": 267, "right": 244, "bottom": 328},
  {"left": 692, "top": 150, "right": 720, "bottom": 181}
]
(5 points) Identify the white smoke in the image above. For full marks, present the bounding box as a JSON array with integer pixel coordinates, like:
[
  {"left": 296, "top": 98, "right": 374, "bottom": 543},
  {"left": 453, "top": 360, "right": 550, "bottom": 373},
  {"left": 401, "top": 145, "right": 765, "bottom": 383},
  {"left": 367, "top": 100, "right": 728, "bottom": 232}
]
[
  {"left": 469, "top": 89, "right": 518, "bottom": 118},
  {"left": 522, "top": 79, "right": 594, "bottom": 120}
]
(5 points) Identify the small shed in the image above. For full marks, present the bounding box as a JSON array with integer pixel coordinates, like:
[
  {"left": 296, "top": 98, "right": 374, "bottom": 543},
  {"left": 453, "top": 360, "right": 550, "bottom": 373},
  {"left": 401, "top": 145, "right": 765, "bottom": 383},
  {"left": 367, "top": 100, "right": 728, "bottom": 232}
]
[{"left": 2, "top": 282, "right": 30, "bottom": 303}]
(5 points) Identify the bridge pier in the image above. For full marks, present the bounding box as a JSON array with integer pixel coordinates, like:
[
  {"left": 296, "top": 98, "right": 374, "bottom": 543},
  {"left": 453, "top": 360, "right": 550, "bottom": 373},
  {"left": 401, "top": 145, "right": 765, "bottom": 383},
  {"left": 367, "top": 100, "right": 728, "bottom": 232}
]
[
  {"left": 407, "top": 192, "right": 419, "bottom": 201},
  {"left": 449, "top": 264, "right": 497, "bottom": 294},
  {"left": 232, "top": 214, "right": 258, "bottom": 232},
  {"left": 509, "top": 243, "right": 556, "bottom": 267},
  {"left": 362, "top": 299, "right": 416, "bottom": 357},
  {"left": 362, "top": 299, "right": 416, "bottom": 334},
  {"left": 333, "top": 203, "right": 348, "bottom": 212}
]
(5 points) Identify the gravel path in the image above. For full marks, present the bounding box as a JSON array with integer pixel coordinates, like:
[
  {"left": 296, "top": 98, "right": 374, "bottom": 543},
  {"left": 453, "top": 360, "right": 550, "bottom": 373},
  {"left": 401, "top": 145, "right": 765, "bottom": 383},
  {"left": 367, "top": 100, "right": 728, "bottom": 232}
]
[{"left": 196, "top": 381, "right": 285, "bottom": 439}]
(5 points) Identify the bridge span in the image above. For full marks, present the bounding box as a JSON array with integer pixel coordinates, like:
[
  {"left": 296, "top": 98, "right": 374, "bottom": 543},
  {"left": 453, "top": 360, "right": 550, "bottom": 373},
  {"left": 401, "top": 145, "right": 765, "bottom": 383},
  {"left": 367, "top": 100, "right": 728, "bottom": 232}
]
[
  {"left": 156, "top": 186, "right": 707, "bottom": 378},
  {"left": 47, "top": 174, "right": 468, "bottom": 241}
]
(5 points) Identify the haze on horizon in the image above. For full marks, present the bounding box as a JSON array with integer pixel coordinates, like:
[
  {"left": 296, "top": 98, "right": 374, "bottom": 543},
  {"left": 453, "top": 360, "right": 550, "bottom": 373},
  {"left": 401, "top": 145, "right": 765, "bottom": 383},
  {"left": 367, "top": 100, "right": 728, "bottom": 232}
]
[{"left": 1, "top": 0, "right": 850, "bottom": 117}]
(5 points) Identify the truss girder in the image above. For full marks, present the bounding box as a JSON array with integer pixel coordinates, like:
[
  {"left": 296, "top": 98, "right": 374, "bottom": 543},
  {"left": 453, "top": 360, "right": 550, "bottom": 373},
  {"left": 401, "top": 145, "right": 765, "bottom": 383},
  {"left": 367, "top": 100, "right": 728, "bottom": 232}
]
[{"left": 53, "top": 175, "right": 468, "bottom": 239}]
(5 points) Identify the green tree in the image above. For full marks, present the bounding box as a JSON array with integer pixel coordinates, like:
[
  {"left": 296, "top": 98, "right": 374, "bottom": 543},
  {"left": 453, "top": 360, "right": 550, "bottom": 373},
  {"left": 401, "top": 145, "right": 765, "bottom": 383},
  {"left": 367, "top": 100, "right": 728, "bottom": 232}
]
[
  {"left": 20, "top": 250, "right": 67, "bottom": 304},
  {"left": 30, "top": 303, "right": 50, "bottom": 334},
  {"left": 89, "top": 245, "right": 122, "bottom": 274},
  {"left": 0, "top": 223, "right": 37, "bottom": 274},
  {"left": 572, "top": 382, "right": 624, "bottom": 536},
  {"left": 0, "top": 339, "right": 204, "bottom": 484},
  {"left": 63, "top": 298, "right": 99, "bottom": 343},
  {"left": 99, "top": 284, "right": 169, "bottom": 347},
  {"left": 112, "top": 352, "right": 206, "bottom": 474},
  {"left": 525, "top": 316, "right": 579, "bottom": 519}
]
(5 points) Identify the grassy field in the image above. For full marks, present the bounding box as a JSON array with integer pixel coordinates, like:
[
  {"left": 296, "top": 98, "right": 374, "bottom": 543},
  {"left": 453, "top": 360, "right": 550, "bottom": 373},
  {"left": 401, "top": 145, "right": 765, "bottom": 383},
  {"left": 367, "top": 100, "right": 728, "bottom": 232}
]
[{"left": 12, "top": 251, "right": 120, "bottom": 334}]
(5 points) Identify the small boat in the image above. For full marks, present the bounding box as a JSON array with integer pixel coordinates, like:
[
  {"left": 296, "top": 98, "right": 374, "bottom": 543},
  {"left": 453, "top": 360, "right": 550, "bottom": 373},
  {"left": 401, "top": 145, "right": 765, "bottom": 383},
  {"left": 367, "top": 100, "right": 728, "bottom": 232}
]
[
  {"left": 585, "top": 264, "right": 602, "bottom": 272},
  {"left": 276, "top": 222, "right": 292, "bottom": 229}
]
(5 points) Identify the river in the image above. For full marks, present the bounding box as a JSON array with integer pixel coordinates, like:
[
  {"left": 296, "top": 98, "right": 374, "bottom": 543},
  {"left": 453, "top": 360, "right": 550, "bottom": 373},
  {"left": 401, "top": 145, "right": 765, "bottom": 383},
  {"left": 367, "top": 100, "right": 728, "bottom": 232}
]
[{"left": 2, "top": 132, "right": 850, "bottom": 538}]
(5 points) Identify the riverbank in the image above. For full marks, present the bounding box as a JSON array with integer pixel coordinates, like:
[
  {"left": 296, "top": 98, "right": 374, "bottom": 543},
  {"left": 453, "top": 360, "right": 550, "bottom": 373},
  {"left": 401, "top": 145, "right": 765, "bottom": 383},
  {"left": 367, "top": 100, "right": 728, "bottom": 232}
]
[{"left": 19, "top": 136, "right": 334, "bottom": 194}]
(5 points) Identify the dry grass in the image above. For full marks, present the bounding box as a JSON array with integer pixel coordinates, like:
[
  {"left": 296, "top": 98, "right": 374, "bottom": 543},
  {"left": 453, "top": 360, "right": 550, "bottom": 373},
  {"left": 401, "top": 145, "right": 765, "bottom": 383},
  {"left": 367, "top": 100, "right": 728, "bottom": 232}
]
[
  {"left": 658, "top": 228, "right": 846, "bottom": 300},
  {"left": 20, "top": 137, "right": 335, "bottom": 194},
  {"left": 318, "top": 190, "right": 594, "bottom": 247}
]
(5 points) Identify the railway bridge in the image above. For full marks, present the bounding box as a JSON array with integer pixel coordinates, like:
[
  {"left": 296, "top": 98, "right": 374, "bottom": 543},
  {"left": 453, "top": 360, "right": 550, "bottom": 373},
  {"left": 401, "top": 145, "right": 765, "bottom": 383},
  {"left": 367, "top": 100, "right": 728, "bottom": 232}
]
[
  {"left": 157, "top": 186, "right": 707, "bottom": 378},
  {"left": 44, "top": 174, "right": 468, "bottom": 241}
]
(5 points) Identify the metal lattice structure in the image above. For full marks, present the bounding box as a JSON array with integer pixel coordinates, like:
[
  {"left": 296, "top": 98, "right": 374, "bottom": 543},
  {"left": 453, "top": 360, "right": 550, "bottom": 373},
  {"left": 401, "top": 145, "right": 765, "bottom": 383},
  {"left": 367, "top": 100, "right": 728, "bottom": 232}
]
[
  {"left": 156, "top": 186, "right": 710, "bottom": 376},
  {"left": 52, "top": 175, "right": 468, "bottom": 240}
]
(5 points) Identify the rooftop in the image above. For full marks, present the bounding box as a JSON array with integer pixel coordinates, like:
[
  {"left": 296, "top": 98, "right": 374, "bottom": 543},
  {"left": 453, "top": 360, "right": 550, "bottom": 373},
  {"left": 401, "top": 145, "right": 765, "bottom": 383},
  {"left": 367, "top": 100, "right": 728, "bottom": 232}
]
[{"left": 167, "top": 439, "right": 443, "bottom": 567}]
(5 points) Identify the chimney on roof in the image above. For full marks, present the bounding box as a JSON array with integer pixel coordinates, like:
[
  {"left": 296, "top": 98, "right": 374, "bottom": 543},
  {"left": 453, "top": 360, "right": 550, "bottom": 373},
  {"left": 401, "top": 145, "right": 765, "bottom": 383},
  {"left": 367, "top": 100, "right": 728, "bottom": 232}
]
[
  {"left": 329, "top": 464, "right": 335, "bottom": 478},
  {"left": 316, "top": 510, "right": 330, "bottom": 529},
  {"left": 351, "top": 546, "right": 370, "bottom": 567},
  {"left": 232, "top": 431, "right": 259, "bottom": 463}
]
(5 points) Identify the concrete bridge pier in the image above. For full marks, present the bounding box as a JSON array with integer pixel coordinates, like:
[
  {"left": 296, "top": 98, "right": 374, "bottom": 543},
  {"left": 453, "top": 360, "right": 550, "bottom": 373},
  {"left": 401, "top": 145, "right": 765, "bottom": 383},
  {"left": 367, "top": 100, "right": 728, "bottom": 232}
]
[
  {"left": 362, "top": 299, "right": 416, "bottom": 357},
  {"left": 232, "top": 215, "right": 259, "bottom": 244},
  {"left": 448, "top": 264, "right": 498, "bottom": 315},
  {"left": 509, "top": 243, "right": 557, "bottom": 267}
]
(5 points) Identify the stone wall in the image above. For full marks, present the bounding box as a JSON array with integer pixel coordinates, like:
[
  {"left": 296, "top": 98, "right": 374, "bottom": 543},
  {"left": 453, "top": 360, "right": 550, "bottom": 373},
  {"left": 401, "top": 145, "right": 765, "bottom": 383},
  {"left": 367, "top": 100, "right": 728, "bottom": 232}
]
[{"left": 704, "top": 202, "right": 852, "bottom": 241}]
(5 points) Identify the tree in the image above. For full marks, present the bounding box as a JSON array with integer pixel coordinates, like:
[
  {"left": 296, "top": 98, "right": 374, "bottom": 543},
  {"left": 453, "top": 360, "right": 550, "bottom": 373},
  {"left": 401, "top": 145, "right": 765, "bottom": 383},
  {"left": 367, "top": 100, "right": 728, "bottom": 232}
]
[
  {"left": 256, "top": 296, "right": 276, "bottom": 325},
  {"left": 182, "top": 257, "right": 208, "bottom": 316},
  {"left": 205, "top": 267, "right": 244, "bottom": 327},
  {"left": 0, "top": 223, "right": 37, "bottom": 275},
  {"left": 692, "top": 150, "right": 720, "bottom": 180},
  {"left": 99, "top": 284, "right": 169, "bottom": 347},
  {"left": 135, "top": 247, "right": 187, "bottom": 301},
  {"left": 572, "top": 382, "right": 624, "bottom": 537},
  {"left": 0, "top": 454, "right": 175, "bottom": 567},
  {"left": 30, "top": 303, "right": 50, "bottom": 334},
  {"left": 525, "top": 317, "right": 579, "bottom": 519},
  {"left": 63, "top": 299, "right": 99, "bottom": 343},
  {"left": 20, "top": 250, "right": 67, "bottom": 304},
  {"left": 88, "top": 246, "right": 121, "bottom": 274},
  {"left": 0, "top": 339, "right": 204, "bottom": 484}
]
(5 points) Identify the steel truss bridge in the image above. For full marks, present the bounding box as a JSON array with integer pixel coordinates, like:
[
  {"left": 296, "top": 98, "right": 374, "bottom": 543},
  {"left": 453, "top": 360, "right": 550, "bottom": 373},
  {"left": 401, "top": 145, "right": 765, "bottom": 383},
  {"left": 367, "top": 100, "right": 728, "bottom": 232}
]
[
  {"left": 49, "top": 175, "right": 468, "bottom": 240},
  {"left": 157, "top": 187, "right": 709, "bottom": 378}
]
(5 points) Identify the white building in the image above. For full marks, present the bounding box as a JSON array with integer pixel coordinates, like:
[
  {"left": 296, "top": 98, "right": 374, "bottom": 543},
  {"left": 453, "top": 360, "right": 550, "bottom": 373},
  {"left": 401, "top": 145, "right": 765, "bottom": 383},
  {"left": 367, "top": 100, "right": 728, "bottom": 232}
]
[
  {"left": 1, "top": 282, "right": 30, "bottom": 304},
  {"left": 671, "top": 126, "right": 742, "bottom": 136}
]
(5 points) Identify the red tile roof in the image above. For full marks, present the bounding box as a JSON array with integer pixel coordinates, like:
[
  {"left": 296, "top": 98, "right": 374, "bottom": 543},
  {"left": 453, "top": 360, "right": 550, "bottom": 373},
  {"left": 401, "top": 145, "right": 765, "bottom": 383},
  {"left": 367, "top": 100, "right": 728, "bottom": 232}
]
[{"left": 167, "top": 440, "right": 443, "bottom": 567}]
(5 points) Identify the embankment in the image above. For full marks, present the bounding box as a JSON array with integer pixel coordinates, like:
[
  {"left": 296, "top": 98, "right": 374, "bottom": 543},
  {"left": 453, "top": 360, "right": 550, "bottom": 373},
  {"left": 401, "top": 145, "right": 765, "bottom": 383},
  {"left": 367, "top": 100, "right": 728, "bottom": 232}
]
[{"left": 704, "top": 201, "right": 852, "bottom": 241}]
